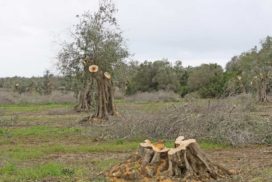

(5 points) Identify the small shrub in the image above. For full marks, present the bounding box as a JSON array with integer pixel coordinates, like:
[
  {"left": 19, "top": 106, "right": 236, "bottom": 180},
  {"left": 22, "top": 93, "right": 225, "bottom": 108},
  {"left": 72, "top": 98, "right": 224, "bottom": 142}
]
[
  {"left": 61, "top": 168, "right": 75, "bottom": 176},
  {"left": 18, "top": 163, "right": 65, "bottom": 179},
  {"left": 264, "top": 134, "right": 272, "bottom": 144}
]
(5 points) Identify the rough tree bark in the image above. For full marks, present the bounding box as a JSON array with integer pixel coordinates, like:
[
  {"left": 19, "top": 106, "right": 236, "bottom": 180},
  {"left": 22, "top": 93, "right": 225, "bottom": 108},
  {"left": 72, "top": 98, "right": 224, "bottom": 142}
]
[
  {"left": 257, "top": 77, "right": 269, "bottom": 102},
  {"left": 89, "top": 65, "right": 116, "bottom": 120},
  {"left": 74, "top": 78, "right": 94, "bottom": 112},
  {"left": 107, "top": 137, "right": 232, "bottom": 182},
  {"left": 74, "top": 56, "right": 96, "bottom": 112}
]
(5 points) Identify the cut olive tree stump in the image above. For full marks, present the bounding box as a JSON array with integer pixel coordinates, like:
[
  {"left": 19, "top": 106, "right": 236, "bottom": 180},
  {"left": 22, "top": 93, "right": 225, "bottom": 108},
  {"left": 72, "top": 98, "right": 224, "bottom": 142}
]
[{"left": 106, "top": 137, "right": 232, "bottom": 182}]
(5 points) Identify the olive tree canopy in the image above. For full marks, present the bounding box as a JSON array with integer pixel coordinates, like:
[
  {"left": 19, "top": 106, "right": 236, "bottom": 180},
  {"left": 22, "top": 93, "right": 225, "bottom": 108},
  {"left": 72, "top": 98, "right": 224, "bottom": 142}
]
[{"left": 57, "top": 0, "right": 128, "bottom": 118}]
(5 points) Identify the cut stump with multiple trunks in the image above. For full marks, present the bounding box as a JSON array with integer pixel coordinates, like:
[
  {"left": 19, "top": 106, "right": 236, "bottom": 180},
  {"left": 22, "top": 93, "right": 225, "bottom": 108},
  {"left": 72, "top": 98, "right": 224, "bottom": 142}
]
[{"left": 106, "top": 136, "right": 232, "bottom": 182}]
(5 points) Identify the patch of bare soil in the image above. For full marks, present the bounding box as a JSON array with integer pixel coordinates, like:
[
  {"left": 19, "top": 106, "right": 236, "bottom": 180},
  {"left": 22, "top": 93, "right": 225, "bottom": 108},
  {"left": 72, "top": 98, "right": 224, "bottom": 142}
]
[
  {"left": 208, "top": 145, "right": 272, "bottom": 181},
  {"left": 44, "top": 152, "right": 128, "bottom": 164},
  {"left": 0, "top": 96, "right": 14, "bottom": 104},
  {"left": 46, "top": 108, "right": 78, "bottom": 115}
]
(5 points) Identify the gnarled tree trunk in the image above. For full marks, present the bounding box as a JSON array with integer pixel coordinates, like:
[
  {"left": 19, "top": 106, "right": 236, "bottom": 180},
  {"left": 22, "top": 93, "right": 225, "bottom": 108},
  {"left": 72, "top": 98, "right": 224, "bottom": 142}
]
[
  {"left": 74, "top": 78, "right": 94, "bottom": 112},
  {"left": 107, "top": 137, "right": 232, "bottom": 181},
  {"left": 89, "top": 65, "right": 116, "bottom": 121},
  {"left": 257, "top": 78, "right": 268, "bottom": 102},
  {"left": 93, "top": 71, "right": 115, "bottom": 119}
]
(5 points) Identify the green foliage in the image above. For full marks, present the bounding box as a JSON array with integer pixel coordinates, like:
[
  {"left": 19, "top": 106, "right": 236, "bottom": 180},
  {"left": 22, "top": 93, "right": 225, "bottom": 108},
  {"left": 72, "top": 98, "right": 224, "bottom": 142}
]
[
  {"left": 0, "top": 71, "right": 60, "bottom": 95},
  {"left": 57, "top": 0, "right": 128, "bottom": 97},
  {"left": 125, "top": 61, "right": 231, "bottom": 98},
  {"left": 178, "top": 85, "right": 189, "bottom": 97},
  {"left": 187, "top": 63, "right": 225, "bottom": 98},
  {"left": 126, "top": 60, "right": 187, "bottom": 95},
  {"left": 2, "top": 35, "right": 272, "bottom": 99},
  {"left": 225, "top": 36, "right": 272, "bottom": 100},
  {"left": 198, "top": 72, "right": 234, "bottom": 98}
]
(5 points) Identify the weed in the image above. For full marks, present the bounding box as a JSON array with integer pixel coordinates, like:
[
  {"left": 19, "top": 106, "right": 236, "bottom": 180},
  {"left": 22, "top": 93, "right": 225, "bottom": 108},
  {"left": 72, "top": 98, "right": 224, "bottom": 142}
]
[
  {"left": 0, "top": 163, "right": 16, "bottom": 175},
  {"left": 94, "top": 159, "right": 119, "bottom": 171}
]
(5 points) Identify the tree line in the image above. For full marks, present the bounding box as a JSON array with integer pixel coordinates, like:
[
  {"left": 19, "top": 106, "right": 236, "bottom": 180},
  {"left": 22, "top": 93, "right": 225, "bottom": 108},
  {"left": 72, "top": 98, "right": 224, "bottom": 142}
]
[
  {"left": 116, "top": 36, "right": 272, "bottom": 102},
  {"left": 2, "top": 36, "right": 272, "bottom": 103},
  {"left": 0, "top": 70, "right": 59, "bottom": 95},
  {"left": 1, "top": 0, "right": 271, "bottom": 120}
]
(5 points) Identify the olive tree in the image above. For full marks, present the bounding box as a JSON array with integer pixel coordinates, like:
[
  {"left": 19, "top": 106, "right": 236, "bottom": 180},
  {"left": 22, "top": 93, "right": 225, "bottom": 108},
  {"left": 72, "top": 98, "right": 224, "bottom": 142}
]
[
  {"left": 253, "top": 36, "right": 272, "bottom": 102},
  {"left": 126, "top": 60, "right": 183, "bottom": 95},
  {"left": 187, "top": 63, "right": 225, "bottom": 98},
  {"left": 58, "top": 0, "right": 128, "bottom": 118},
  {"left": 225, "top": 36, "right": 272, "bottom": 102}
]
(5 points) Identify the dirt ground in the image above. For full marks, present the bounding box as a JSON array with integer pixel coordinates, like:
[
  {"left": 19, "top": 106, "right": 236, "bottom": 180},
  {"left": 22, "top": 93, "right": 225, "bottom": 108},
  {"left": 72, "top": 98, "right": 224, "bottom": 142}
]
[
  {"left": 207, "top": 145, "right": 272, "bottom": 181},
  {"left": 0, "top": 100, "right": 272, "bottom": 181},
  {"left": 33, "top": 145, "right": 272, "bottom": 181}
]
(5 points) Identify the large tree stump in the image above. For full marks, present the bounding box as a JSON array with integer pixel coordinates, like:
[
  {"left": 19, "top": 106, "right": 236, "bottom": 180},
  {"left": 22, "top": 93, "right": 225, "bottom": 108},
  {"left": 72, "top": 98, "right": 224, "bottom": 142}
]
[{"left": 106, "top": 137, "right": 232, "bottom": 182}]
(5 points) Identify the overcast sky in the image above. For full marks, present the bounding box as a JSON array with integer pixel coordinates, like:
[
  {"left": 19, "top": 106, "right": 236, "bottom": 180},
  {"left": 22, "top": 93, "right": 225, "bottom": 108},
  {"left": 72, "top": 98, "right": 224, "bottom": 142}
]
[{"left": 1, "top": 0, "right": 272, "bottom": 77}]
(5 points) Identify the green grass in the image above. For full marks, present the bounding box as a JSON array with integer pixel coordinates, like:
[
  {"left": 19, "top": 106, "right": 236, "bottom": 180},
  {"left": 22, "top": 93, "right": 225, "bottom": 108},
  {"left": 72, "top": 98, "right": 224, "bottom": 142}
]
[
  {"left": 0, "top": 126, "right": 81, "bottom": 137},
  {"left": 0, "top": 139, "right": 227, "bottom": 162},
  {"left": 1, "top": 140, "right": 227, "bottom": 161},
  {"left": 0, "top": 162, "right": 73, "bottom": 181},
  {"left": 0, "top": 163, "right": 17, "bottom": 175},
  {"left": 0, "top": 103, "right": 73, "bottom": 113},
  {"left": 93, "top": 159, "right": 119, "bottom": 171},
  {"left": 18, "top": 163, "right": 66, "bottom": 179},
  {"left": 4, "top": 147, "right": 44, "bottom": 161},
  {"left": 0, "top": 100, "right": 178, "bottom": 114},
  {"left": 0, "top": 140, "right": 139, "bottom": 161},
  {"left": 0, "top": 101, "right": 242, "bottom": 181},
  {"left": 0, "top": 125, "right": 228, "bottom": 162},
  {"left": 18, "top": 115, "right": 81, "bottom": 123}
]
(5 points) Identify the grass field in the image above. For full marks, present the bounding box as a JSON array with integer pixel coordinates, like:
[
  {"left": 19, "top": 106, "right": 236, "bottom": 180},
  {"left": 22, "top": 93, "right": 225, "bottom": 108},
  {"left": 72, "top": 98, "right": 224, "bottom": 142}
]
[{"left": 0, "top": 100, "right": 272, "bottom": 181}]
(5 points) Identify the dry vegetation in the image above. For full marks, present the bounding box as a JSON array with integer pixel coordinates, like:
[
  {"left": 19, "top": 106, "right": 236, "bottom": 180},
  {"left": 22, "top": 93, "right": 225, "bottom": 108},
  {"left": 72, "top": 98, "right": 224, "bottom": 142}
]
[
  {"left": 95, "top": 94, "right": 272, "bottom": 146},
  {"left": 125, "top": 90, "right": 180, "bottom": 102},
  {"left": 0, "top": 90, "right": 272, "bottom": 181},
  {"left": 0, "top": 88, "right": 76, "bottom": 104}
]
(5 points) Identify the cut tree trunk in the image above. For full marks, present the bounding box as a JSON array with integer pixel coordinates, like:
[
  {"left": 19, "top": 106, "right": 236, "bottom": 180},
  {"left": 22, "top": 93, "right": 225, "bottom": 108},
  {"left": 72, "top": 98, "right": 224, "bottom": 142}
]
[
  {"left": 89, "top": 65, "right": 116, "bottom": 121},
  {"left": 74, "top": 79, "right": 94, "bottom": 112},
  {"left": 106, "top": 137, "right": 232, "bottom": 182}
]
